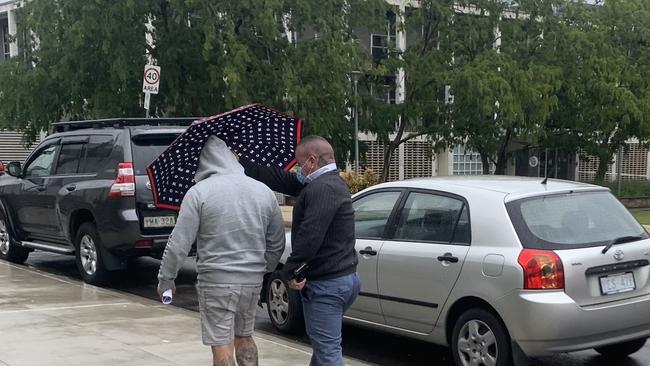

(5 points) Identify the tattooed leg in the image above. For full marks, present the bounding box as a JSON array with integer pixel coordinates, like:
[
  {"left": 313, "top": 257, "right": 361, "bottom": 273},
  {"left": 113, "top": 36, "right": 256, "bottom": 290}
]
[
  {"left": 234, "top": 336, "right": 258, "bottom": 366},
  {"left": 211, "top": 344, "right": 236, "bottom": 366}
]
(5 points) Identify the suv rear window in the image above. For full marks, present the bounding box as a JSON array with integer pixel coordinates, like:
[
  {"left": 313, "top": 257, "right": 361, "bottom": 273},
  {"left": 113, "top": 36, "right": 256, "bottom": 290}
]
[
  {"left": 131, "top": 134, "right": 180, "bottom": 175},
  {"left": 506, "top": 191, "right": 648, "bottom": 250},
  {"left": 79, "top": 135, "right": 114, "bottom": 173}
]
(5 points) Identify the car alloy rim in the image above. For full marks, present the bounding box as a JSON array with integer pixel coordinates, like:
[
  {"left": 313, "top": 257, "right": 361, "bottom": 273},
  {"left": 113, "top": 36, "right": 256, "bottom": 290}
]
[
  {"left": 458, "top": 319, "right": 498, "bottom": 366},
  {"left": 79, "top": 234, "right": 97, "bottom": 276},
  {"left": 0, "top": 219, "right": 9, "bottom": 256},
  {"left": 268, "top": 278, "right": 289, "bottom": 325}
]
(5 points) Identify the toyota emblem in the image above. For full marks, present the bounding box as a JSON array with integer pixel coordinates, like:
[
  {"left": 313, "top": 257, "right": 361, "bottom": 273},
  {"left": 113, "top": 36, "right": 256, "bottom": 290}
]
[
  {"left": 146, "top": 181, "right": 152, "bottom": 191},
  {"left": 613, "top": 249, "right": 625, "bottom": 261}
]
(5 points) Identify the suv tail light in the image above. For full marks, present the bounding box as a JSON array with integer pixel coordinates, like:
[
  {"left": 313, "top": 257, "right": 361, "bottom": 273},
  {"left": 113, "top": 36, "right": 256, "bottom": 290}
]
[
  {"left": 518, "top": 249, "right": 565, "bottom": 290},
  {"left": 108, "top": 163, "right": 135, "bottom": 198}
]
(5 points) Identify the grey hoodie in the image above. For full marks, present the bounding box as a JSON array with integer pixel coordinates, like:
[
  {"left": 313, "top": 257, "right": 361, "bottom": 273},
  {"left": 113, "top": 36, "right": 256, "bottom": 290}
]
[{"left": 157, "top": 136, "right": 285, "bottom": 291}]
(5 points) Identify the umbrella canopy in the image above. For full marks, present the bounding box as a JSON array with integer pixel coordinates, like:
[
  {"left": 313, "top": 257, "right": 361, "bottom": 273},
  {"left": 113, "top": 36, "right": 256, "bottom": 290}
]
[{"left": 147, "top": 103, "right": 302, "bottom": 210}]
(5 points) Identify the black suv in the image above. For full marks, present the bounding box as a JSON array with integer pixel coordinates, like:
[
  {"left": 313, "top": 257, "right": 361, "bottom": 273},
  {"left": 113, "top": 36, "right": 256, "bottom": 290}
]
[{"left": 0, "top": 118, "right": 195, "bottom": 285}]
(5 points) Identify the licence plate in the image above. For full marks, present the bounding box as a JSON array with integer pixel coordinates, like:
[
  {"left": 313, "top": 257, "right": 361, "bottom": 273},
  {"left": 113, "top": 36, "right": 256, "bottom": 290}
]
[
  {"left": 143, "top": 216, "right": 176, "bottom": 228},
  {"left": 599, "top": 272, "right": 636, "bottom": 295}
]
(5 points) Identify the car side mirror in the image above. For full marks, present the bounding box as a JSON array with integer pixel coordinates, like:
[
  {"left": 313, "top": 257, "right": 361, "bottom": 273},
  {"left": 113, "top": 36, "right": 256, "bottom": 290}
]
[{"left": 6, "top": 162, "right": 22, "bottom": 178}]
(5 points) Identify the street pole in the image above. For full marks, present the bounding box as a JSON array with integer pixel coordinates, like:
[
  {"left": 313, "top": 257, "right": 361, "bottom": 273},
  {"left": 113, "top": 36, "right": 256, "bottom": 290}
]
[
  {"left": 354, "top": 77, "right": 359, "bottom": 174},
  {"left": 144, "top": 93, "right": 151, "bottom": 118},
  {"left": 617, "top": 145, "right": 623, "bottom": 196},
  {"left": 554, "top": 148, "right": 559, "bottom": 178},
  {"left": 544, "top": 148, "right": 548, "bottom": 179}
]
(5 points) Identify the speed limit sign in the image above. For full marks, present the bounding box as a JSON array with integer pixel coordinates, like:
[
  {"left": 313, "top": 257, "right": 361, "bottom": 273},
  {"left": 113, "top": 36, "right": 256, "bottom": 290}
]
[{"left": 142, "top": 65, "right": 161, "bottom": 94}]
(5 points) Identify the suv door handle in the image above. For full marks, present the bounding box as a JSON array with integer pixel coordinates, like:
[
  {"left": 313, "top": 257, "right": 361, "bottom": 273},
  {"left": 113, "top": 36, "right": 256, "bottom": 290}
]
[
  {"left": 437, "top": 254, "right": 459, "bottom": 263},
  {"left": 65, "top": 184, "right": 76, "bottom": 192},
  {"left": 359, "top": 247, "right": 378, "bottom": 256}
]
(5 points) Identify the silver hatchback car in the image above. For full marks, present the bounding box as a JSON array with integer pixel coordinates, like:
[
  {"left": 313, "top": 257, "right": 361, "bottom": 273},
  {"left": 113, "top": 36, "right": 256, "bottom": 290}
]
[{"left": 264, "top": 177, "right": 650, "bottom": 365}]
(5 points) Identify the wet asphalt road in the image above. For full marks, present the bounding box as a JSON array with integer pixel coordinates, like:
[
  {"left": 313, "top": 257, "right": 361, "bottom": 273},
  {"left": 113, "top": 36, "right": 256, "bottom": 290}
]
[{"left": 19, "top": 251, "right": 650, "bottom": 366}]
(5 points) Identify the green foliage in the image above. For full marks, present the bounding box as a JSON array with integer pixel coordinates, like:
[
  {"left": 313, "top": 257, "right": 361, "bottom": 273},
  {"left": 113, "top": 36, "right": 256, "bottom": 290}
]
[
  {"left": 0, "top": 0, "right": 149, "bottom": 135},
  {"left": 358, "top": 1, "right": 455, "bottom": 181},
  {"left": 2, "top": 0, "right": 650, "bottom": 183},
  {"left": 447, "top": 0, "right": 563, "bottom": 174},
  {"left": 630, "top": 209, "right": 650, "bottom": 225},
  {"left": 602, "top": 181, "right": 650, "bottom": 198},
  {"left": 0, "top": 0, "right": 384, "bottom": 163},
  {"left": 547, "top": 0, "right": 650, "bottom": 182}
]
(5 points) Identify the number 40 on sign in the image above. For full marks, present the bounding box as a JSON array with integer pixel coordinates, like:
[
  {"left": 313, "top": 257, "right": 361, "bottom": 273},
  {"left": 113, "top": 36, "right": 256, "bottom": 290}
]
[{"left": 142, "top": 65, "right": 161, "bottom": 94}]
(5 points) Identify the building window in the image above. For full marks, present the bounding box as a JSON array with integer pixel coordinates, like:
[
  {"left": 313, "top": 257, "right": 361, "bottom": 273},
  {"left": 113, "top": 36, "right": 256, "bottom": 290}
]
[
  {"left": 369, "top": 75, "right": 397, "bottom": 104},
  {"left": 370, "top": 10, "right": 396, "bottom": 64},
  {"left": 1, "top": 18, "right": 10, "bottom": 60},
  {"left": 453, "top": 145, "right": 484, "bottom": 175},
  {"left": 371, "top": 34, "right": 392, "bottom": 64}
]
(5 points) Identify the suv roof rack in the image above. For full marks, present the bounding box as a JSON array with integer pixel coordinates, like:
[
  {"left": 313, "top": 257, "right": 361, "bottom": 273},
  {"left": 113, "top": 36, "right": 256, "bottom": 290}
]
[{"left": 51, "top": 117, "right": 200, "bottom": 133}]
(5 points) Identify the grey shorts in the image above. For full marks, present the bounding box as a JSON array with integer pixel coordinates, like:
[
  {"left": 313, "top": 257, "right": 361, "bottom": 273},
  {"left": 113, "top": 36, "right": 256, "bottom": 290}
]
[{"left": 196, "top": 284, "right": 262, "bottom": 346}]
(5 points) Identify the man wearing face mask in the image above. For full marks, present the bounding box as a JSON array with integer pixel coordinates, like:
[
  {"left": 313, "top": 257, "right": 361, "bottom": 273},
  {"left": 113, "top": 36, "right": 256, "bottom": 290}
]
[{"left": 240, "top": 135, "right": 360, "bottom": 366}]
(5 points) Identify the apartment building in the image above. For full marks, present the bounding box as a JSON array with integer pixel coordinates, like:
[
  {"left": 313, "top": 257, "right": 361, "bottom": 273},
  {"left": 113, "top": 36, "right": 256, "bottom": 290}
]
[
  {"left": 0, "top": 1, "right": 36, "bottom": 164},
  {"left": 356, "top": 0, "right": 650, "bottom": 183}
]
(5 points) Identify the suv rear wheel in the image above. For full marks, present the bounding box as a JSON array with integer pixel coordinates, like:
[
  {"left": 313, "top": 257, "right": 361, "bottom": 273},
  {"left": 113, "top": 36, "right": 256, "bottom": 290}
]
[
  {"left": 0, "top": 212, "right": 29, "bottom": 264},
  {"left": 266, "top": 270, "right": 304, "bottom": 334},
  {"left": 594, "top": 338, "right": 647, "bottom": 358},
  {"left": 75, "top": 223, "right": 110, "bottom": 286},
  {"left": 452, "top": 308, "right": 512, "bottom": 366}
]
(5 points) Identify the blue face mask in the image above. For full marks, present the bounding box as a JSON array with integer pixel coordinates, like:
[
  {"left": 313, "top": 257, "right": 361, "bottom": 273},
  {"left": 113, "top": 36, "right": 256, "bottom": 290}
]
[{"left": 295, "top": 166, "right": 307, "bottom": 184}]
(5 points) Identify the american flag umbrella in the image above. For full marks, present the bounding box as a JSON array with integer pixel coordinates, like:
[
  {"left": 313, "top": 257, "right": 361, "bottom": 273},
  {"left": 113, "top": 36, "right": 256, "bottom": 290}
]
[{"left": 147, "top": 103, "right": 303, "bottom": 210}]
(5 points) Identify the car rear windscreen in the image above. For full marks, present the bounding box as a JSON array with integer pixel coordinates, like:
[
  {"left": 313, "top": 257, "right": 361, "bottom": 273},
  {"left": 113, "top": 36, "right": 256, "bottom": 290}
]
[
  {"left": 506, "top": 191, "right": 648, "bottom": 250},
  {"left": 131, "top": 134, "right": 179, "bottom": 175}
]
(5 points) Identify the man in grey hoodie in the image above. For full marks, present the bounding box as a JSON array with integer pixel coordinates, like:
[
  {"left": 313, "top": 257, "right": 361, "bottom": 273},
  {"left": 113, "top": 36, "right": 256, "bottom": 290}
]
[{"left": 157, "top": 136, "right": 286, "bottom": 366}]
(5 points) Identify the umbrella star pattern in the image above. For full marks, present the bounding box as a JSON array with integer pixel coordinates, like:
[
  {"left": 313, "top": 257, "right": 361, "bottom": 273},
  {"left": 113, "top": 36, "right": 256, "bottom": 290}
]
[{"left": 147, "top": 104, "right": 302, "bottom": 210}]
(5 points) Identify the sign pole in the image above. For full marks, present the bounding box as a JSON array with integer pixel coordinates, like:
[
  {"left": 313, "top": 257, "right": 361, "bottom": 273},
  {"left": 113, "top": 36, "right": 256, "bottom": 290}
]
[{"left": 144, "top": 92, "right": 151, "bottom": 118}]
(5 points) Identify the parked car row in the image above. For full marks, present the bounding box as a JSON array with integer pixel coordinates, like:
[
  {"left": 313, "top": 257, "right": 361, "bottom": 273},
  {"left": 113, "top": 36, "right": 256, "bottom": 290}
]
[{"left": 2, "top": 120, "right": 649, "bottom": 365}]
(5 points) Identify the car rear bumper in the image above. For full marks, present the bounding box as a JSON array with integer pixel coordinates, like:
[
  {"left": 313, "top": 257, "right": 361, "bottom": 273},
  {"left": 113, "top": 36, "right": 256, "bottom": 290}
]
[
  {"left": 98, "top": 209, "right": 172, "bottom": 256},
  {"left": 495, "top": 290, "right": 650, "bottom": 357}
]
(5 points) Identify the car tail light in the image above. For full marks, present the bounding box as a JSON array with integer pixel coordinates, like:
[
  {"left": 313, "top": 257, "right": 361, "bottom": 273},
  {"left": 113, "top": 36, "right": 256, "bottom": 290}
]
[
  {"left": 518, "top": 249, "right": 565, "bottom": 290},
  {"left": 108, "top": 163, "right": 136, "bottom": 198},
  {"left": 134, "top": 240, "right": 153, "bottom": 249}
]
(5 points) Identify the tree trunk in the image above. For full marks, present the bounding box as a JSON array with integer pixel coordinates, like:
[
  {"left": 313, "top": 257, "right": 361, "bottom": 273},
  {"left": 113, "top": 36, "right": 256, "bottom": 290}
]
[
  {"left": 380, "top": 143, "right": 397, "bottom": 182},
  {"left": 595, "top": 153, "right": 613, "bottom": 184},
  {"left": 493, "top": 128, "right": 512, "bottom": 175},
  {"left": 480, "top": 153, "right": 490, "bottom": 175},
  {"left": 494, "top": 160, "right": 507, "bottom": 175},
  {"left": 380, "top": 112, "right": 408, "bottom": 183}
]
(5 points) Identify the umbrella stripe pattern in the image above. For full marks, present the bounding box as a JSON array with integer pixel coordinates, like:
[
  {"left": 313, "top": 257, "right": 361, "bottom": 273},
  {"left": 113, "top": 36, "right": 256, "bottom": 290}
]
[{"left": 147, "top": 103, "right": 302, "bottom": 210}]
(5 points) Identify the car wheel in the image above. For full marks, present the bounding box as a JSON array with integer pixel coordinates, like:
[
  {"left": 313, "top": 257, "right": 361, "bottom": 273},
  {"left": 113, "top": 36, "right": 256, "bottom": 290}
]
[
  {"left": 75, "top": 222, "right": 110, "bottom": 286},
  {"left": 266, "top": 270, "right": 304, "bottom": 334},
  {"left": 595, "top": 338, "right": 647, "bottom": 358},
  {"left": 0, "top": 212, "right": 29, "bottom": 264},
  {"left": 452, "top": 308, "right": 512, "bottom": 366}
]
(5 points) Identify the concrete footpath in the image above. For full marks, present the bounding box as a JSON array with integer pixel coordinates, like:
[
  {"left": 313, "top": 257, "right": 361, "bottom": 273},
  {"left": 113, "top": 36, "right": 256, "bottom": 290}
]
[{"left": 0, "top": 260, "right": 369, "bottom": 366}]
